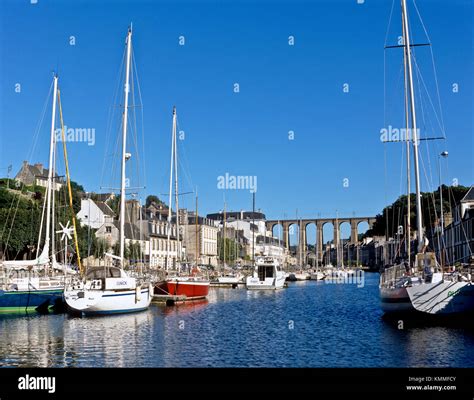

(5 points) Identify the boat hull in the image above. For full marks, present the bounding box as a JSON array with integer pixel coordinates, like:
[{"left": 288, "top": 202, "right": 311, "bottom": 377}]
[
  {"left": 406, "top": 280, "right": 474, "bottom": 315},
  {"left": 215, "top": 276, "right": 241, "bottom": 284},
  {"left": 246, "top": 275, "right": 286, "bottom": 290},
  {"left": 379, "top": 286, "right": 415, "bottom": 314},
  {"left": 0, "top": 288, "right": 64, "bottom": 314},
  {"left": 154, "top": 280, "right": 210, "bottom": 300},
  {"left": 64, "top": 285, "right": 153, "bottom": 315}
]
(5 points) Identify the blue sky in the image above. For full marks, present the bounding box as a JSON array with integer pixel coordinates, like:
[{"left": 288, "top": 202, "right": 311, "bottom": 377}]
[{"left": 0, "top": 0, "right": 472, "bottom": 241}]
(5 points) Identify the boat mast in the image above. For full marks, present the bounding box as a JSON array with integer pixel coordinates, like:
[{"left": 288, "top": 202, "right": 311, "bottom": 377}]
[
  {"left": 51, "top": 127, "right": 57, "bottom": 267},
  {"left": 166, "top": 107, "right": 176, "bottom": 271},
  {"left": 44, "top": 74, "right": 59, "bottom": 273},
  {"left": 223, "top": 200, "right": 226, "bottom": 270},
  {"left": 252, "top": 193, "right": 255, "bottom": 267},
  {"left": 402, "top": 3, "right": 411, "bottom": 266},
  {"left": 195, "top": 189, "right": 199, "bottom": 265},
  {"left": 173, "top": 107, "right": 180, "bottom": 265},
  {"left": 335, "top": 211, "right": 339, "bottom": 268},
  {"left": 401, "top": 0, "right": 424, "bottom": 253},
  {"left": 119, "top": 26, "right": 133, "bottom": 267}
]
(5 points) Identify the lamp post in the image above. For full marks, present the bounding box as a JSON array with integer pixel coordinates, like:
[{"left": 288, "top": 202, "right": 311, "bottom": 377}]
[
  {"left": 438, "top": 151, "right": 448, "bottom": 269},
  {"left": 438, "top": 151, "right": 448, "bottom": 236}
]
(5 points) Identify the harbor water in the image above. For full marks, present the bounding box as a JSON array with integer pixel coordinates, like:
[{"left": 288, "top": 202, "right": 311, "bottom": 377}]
[{"left": 1, "top": 273, "right": 473, "bottom": 368}]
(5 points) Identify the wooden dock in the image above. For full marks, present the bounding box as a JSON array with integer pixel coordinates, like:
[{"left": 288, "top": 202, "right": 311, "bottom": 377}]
[{"left": 152, "top": 294, "right": 188, "bottom": 306}]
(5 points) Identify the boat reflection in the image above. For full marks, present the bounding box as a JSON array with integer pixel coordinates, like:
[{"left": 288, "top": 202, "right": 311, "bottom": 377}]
[{"left": 160, "top": 299, "right": 209, "bottom": 316}]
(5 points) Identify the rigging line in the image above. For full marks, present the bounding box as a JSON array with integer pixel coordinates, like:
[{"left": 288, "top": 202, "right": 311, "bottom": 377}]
[
  {"left": 101, "top": 44, "right": 127, "bottom": 191},
  {"left": 413, "top": 0, "right": 447, "bottom": 135},
  {"left": 175, "top": 118, "right": 195, "bottom": 193},
  {"left": 412, "top": 54, "right": 436, "bottom": 194},
  {"left": 132, "top": 47, "right": 147, "bottom": 191},
  {"left": 129, "top": 62, "right": 143, "bottom": 196},
  {"left": 3, "top": 79, "right": 54, "bottom": 254},
  {"left": 383, "top": 42, "right": 387, "bottom": 235},
  {"left": 384, "top": 0, "right": 396, "bottom": 47},
  {"left": 410, "top": 54, "right": 446, "bottom": 137},
  {"left": 57, "top": 88, "right": 83, "bottom": 274}
]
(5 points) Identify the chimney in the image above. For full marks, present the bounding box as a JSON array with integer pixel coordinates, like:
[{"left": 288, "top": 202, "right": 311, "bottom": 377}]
[{"left": 34, "top": 163, "right": 44, "bottom": 175}]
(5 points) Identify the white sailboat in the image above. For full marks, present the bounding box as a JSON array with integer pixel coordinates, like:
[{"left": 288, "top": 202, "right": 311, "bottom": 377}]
[
  {"left": 0, "top": 74, "right": 78, "bottom": 313},
  {"left": 64, "top": 26, "right": 153, "bottom": 315},
  {"left": 380, "top": 0, "right": 474, "bottom": 316},
  {"left": 379, "top": 0, "right": 426, "bottom": 314},
  {"left": 406, "top": 253, "right": 474, "bottom": 315}
]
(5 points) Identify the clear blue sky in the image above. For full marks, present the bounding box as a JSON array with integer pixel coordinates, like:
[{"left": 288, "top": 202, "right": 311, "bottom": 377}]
[{"left": 0, "top": 0, "right": 472, "bottom": 242}]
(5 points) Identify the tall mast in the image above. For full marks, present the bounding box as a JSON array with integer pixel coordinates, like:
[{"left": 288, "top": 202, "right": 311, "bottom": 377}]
[
  {"left": 195, "top": 190, "right": 199, "bottom": 265},
  {"left": 335, "top": 211, "right": 339, "bottom": 267},
  {"left": 401, "top": 0, "right": 424, "bottom": 253},
  {"left": 119, "top": 26, "right": 133, "bottom": 266},
  {"left": 402, "top": 11, "right": 411, "bottom": 266},
  {"left": 252, "top": 193, "right": 255, "bottom": 265},
  {"left": 165, "top": 107, "right": 176, "bottom": 271},
  {"left": 223, "top": 200, "right": 226, "bottom": 269},
  {"left": 45, "top": 74, "right": 58, "bottom": 270},
  {"left": 173, "top": 107, "right": 180, "bottom": 263},
  {"left": 51, "top": 134, "right": 57, "bottom": 266}
]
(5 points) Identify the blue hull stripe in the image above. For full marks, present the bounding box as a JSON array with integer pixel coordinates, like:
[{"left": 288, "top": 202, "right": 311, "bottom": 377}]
[
  {"left": 102, "top": 290, "right": 149, "bottom": 298},
  {"left": 82, "top": 307, "right": 149, "bottom": 315}
]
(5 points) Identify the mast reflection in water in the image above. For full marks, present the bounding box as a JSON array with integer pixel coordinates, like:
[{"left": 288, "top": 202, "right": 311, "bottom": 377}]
[{"left": 1, "top": 274, "right": 473, "bottom": 367}]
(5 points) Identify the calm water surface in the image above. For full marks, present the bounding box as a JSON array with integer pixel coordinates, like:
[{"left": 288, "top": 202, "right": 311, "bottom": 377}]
[{"left": 1, "top": 273, "right": 473, "bottom": 367}]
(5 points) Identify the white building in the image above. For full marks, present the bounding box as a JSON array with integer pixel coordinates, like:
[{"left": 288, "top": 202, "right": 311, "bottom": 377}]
[
  {"left": 148, "top": 219, "right": 180, "bottom": 269},
  {"left": 182, "top": 213, "right": 218, "bottom": 267},
  {"left": 207, "top": 210, "right": 286, "bottom": 264},
  {"left": 77, "top": 199, "right": 115, "bottom": 229}
]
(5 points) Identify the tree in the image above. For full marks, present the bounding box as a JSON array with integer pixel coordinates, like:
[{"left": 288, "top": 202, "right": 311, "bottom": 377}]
[
  {"left": 218, "top": 237, "right": 240, "bottom": 263},
  {"left": 128, "top": 241, "right": 142, "bottom": 262},
  {"left": 94, "top": 238, "right": 109, "bottom": 258},
  {"left": 146, "top": 195, "right": 166, "bottom": 208},
  {"left": 365, "top": 185, "right": 469, "bottom": 239}
]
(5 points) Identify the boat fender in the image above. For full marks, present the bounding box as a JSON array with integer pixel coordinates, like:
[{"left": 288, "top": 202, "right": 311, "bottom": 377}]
[{"left": 135, "top": 286, "right": 141, "bottom": 303}]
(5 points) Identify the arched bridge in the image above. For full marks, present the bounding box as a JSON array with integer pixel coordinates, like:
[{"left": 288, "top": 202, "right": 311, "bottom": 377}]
[{"left": 265, "top": 217, "right": 376, "bottom": 262}]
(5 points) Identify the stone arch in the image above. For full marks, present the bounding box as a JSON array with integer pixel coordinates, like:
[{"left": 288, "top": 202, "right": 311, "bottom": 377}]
[
  {"left": 305, "top": 222, "right": 317, "bottom": 267},
  {"left": 272, "top": 223, "right": 284, "bottom": 242},
  {"left": 339, "top": 221, "right": 351, "bottom": 266},
  {"left": 322, "top": 221, "right": 334, "bottom": 266},
  {"left": 288, "top": 222, "right": 300, "bottom": 257}
]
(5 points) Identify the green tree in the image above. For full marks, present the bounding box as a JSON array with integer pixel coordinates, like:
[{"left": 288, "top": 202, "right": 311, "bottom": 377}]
[
  {"left": 218, "top": 237, "right": 240, "bottom": 263},
  {"left": 365, "top": 185, "right": 469, "bottom": 239},
  {"left": 146, "top": 195, "right": 166, "bottom": 208}
]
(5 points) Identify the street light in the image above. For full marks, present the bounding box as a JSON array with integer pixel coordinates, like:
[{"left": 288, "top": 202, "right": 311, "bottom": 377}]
[{"left": 438, "top": 151, "right": 449, "bottom": 236}]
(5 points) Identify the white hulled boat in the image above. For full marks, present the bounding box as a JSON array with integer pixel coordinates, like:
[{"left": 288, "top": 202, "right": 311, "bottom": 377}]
[
  {"left": 64, "top": 26, "right": 153, "bottom": 315},
  {"left": 246, "top": 256, "right": 286, "bottom": 290}
]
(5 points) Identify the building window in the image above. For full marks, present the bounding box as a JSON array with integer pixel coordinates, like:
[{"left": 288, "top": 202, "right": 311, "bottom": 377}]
[{"left": 106, "top": 226, "right": 112, "bottom": 233}]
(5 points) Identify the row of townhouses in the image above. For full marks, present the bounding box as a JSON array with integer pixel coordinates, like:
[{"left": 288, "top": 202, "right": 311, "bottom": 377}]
[{"left": 76, "top": 198, "right": 289, "bottom": 268}]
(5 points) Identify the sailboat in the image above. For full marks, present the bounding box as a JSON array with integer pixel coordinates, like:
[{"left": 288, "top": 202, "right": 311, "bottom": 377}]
[
  {"left": 325, "top": 213, "right": 349, "bottom": 282},
  {"left": 379, "top": 1, "right": 474, "bottom": 316},
  {"left": 0, "top": 74, "right": 78, "bottom": 314},
  {"left": 64, "top": 27, "right": 153, "bottom": 315},
  {"left": 215, "top": 201, "right": 242, "bottom": 285},
  {"left": 379, "top": 0, "right": 427, "bottom": 314},
  {"left": 154, "top": 107, "right": 210, "bottom": 300}
]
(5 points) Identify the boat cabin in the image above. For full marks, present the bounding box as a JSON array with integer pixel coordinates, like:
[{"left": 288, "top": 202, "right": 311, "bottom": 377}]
[{"left": 85, "top": 267, "right": 125, "bottom": 279}]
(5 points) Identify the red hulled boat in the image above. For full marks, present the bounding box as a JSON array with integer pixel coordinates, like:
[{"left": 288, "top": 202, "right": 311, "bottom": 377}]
[{"left": 155, "top": 277, "right": 210, "bottom": 300}]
